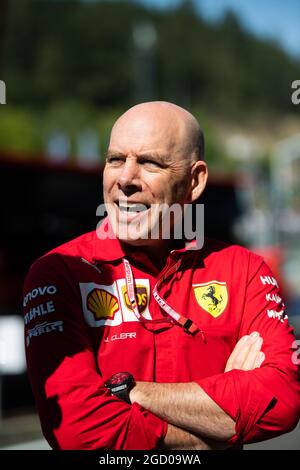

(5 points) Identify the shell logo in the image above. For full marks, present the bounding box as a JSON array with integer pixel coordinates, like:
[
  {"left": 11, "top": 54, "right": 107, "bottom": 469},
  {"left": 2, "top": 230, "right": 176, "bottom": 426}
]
[{"left": 87, "top": 288, "right": 119, "bottom": 320}]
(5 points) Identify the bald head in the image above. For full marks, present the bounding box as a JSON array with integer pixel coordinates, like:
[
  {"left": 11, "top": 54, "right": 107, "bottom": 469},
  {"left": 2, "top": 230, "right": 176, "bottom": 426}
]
[{"left": 109, "top": 101, "right": 204, "bottom": 163}]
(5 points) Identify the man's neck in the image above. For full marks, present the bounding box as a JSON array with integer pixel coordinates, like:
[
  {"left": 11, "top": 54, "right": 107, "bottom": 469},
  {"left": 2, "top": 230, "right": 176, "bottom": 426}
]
[{"left": 121, "top": 238, "right": 186, "bottom": 272}]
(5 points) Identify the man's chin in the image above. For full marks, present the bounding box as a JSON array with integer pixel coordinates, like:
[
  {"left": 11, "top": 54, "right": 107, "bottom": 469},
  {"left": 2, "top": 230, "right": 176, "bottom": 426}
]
[
  {"left": 112, "top": 223, "right": 156, "bottom": 245},
  {"left": 109, "top": 210, "right": 161, "bottom": 243}
]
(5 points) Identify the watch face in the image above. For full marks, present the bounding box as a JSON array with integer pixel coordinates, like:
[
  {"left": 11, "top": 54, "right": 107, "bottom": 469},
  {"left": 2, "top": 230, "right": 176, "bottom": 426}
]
[{"left": 107, "top": 372, "right": 132, "bottom": 387}]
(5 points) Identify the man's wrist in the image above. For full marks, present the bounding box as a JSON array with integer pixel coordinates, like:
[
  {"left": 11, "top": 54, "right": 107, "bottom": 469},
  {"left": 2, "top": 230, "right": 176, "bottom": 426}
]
[{"left": 129, "top": 381, "right": 140, "bottom": 404}]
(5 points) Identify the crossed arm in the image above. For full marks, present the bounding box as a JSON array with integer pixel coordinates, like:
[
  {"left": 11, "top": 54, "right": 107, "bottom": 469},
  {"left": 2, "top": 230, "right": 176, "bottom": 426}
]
[{"left": 129, "top": 332, "right": 265, "bottom": 450}]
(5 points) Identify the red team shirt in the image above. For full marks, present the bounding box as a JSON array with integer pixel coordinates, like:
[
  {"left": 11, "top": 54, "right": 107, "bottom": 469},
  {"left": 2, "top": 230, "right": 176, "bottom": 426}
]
[{"left": 23, "top": 219, "right": 300, "bottom": 449}]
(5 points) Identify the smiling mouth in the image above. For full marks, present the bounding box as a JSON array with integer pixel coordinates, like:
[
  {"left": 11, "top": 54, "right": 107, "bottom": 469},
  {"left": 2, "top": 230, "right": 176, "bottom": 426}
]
[{"left": 116, "top": 202, "right": 150, "bottom": 213}]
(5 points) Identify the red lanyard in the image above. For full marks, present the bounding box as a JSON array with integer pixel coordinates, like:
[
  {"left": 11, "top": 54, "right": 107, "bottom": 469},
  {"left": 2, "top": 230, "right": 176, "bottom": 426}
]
[{"left": 123, "top": 258, "right": 204, "bottom": 338}]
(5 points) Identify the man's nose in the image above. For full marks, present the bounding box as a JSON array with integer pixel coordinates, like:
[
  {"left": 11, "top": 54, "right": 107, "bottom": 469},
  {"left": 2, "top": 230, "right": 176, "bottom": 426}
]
[{"left": 117, "top": 159, "right": 141, "bottom": 193}]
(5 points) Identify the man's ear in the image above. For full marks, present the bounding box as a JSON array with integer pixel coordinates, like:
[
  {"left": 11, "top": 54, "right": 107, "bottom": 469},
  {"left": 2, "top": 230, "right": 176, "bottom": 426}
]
[{"left": 188, "top": 160, "right": 208, "bottom": 202}]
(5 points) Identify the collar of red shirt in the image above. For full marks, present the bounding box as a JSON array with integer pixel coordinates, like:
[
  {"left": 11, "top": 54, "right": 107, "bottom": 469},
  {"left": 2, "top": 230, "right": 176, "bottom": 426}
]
[{"left": 92, "top": 217, "right": 200, "bottom": 263}]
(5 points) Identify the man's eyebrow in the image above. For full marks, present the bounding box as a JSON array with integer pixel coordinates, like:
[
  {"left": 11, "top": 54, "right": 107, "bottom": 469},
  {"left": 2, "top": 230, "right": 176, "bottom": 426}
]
[
  {"left": 105, "top": 151, "right": 125, "bottom": 158},
  {"left": 105, "top": 151, "right": 170, "bottom": 164},
  {"left": 137, "top": 153, "right": 167, "bottom": 163}
]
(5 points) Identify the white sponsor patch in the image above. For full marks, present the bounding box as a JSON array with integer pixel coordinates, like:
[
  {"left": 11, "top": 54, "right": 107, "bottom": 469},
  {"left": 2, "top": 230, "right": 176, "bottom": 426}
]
[
  {"left": 267, "top": 309, "right": 288, "bottom": 323},
  {"left": 23, "top": 285, "right": 57, "bottom": 307},
  {"left": 260, "top": 276, "right": 279, "bottom": 288},
  {"left": 266, "top": 293, "right": 282, "bottom": 304},
  {"left": 79, "top": 279, "right": 151, "bottom": 328},
  {"left": 26, "top": 320, "right": 64, "bottom": 346},
  {"left": 24, "top": 301, "right": 55, "bottom": 326}
]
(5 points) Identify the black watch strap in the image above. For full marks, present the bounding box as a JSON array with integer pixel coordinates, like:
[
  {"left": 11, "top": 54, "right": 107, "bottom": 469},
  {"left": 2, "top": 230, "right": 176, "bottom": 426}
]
[{"left": 111, "top": 386, "right": 131, "bottom": 404}]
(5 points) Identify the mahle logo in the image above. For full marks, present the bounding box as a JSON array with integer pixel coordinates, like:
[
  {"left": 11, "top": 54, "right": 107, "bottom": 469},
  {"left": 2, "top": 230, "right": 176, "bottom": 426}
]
[{"left": 0, "top": 80, "right": 6, "bottom": 104}]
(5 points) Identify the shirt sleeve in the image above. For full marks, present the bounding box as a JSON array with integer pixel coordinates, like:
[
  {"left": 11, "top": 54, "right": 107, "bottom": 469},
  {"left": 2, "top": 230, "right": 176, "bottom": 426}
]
[
  {"left": 196, "top": 252, "right": 300, "bottom": 445},
  {"left": 23, "top": 253, "right": 167, "bottom": 450}
]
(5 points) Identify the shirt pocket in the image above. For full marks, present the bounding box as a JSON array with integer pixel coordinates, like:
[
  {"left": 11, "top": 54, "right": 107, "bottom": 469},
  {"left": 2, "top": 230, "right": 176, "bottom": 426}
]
[{"left": 175, "top": 325, "right": 238, "bottom": 380}]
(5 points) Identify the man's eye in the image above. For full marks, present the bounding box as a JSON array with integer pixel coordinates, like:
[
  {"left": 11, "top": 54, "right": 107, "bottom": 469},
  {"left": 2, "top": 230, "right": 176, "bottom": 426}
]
[
  {"left": 141, "top": 159, "right": 162, "bottom": 168},
  {"left": 107, "top": 157, "right": 123, "bottom": 164}
]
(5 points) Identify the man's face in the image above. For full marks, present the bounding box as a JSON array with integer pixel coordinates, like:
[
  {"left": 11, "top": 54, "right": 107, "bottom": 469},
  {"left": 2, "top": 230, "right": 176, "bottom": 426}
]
[{"left": 103, "top": 109, "right": 193, "bottom": 245}]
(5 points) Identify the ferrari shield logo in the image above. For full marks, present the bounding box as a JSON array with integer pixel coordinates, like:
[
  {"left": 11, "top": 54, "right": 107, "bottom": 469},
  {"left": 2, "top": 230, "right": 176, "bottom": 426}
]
[{"left": 193, "top": 281, "right": 228, "bottom": 318}]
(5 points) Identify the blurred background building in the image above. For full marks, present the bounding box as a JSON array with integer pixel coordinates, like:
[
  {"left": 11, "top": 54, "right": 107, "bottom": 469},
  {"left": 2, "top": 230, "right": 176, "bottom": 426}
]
[{"left": 0, "top": 0, "right": 299, "bottom": 450}]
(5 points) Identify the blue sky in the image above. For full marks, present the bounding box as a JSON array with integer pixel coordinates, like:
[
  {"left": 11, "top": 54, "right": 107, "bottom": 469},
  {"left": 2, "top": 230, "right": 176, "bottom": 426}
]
[{"left": 138, "top": 0, "right": 300, "bottom": 58}]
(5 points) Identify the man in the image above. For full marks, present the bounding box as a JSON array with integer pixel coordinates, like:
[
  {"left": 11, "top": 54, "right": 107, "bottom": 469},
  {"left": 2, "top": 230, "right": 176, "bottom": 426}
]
[{"left": 23, "top": 102, "right": 300, "bottom": 450}]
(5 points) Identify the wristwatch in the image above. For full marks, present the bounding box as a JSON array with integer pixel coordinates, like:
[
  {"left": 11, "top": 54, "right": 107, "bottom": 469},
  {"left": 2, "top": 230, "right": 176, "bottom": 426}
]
[{"left": 105, "top": 372, "right": 135, "bottom": 404}]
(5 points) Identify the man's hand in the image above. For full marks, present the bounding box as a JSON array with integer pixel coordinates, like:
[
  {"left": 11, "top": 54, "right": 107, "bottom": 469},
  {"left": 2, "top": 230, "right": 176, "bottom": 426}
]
[
  {"left": 225, "top": 331, "right": 265, "bottom": 373},
  {"left": 161, "top": 424, "right": 229, "bottom": 450}
]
